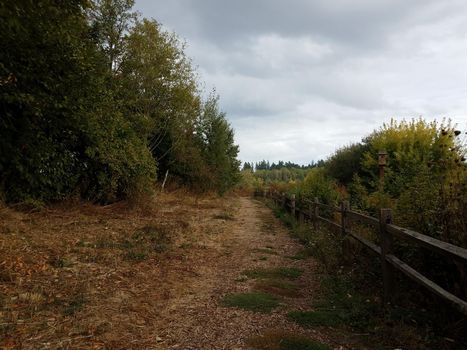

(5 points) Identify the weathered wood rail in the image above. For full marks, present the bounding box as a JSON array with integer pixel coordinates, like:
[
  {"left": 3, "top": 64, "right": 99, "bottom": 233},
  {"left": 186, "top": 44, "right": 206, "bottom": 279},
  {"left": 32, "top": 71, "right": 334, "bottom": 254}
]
[{"left": 255, "top": 189, "right": 467, "bottom": 315}]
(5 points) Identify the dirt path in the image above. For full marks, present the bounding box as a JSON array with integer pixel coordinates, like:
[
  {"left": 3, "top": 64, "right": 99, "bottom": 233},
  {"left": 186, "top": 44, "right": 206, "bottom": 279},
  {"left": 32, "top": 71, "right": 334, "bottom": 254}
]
[
  {"left": 152, "top": 197, "right": 331, "bottom": 349},
  {"left": 1, "top": 195, "right": 339, "bottom": 349}
]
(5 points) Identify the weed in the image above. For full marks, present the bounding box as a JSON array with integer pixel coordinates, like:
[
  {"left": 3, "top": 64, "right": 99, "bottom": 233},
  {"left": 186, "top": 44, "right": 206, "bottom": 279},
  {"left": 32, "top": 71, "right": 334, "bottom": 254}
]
[
  {"left": 133, "top": 225, "right": 172, "bottom": 253},
  {"left": 285, "top": 248, "right": 312, "bottom": 260},
  {"left": 247, "top": 330, "right": 330, "bottom": 350},
  {"left": 259, "top": 256, "right": 268, "bottom": 261},
  {"left": 49, "top": 256, "right": 73, "bottom": 268},
  {"left": 63, "top": 294, "right": 86, "bottom": 316},
  {"left": 253, "top": 248, "right": 278, "bottom": 255},
  {"left": 179, "top": 242, "right": 193, "bottom": 249},
  {"left": 243, "top": 267, "right": 303, "bottom": 280},
  {"left": 95, "top": 235, "right": 119, "bottom": 249},
  {"left": 221, "top": 292, "right": 280, "bottom": 313},
  {"left": 314, "top": 276, "right": 379, "bottom": 330},
  {"left": 213, "top": 212, "right": 235, "bottom": 220},
  {"left": 235, "top": 276, "right": 248, "bottom": 282},
  {"left": 124, "top": 250, "right": 148, "bottom": 261}
]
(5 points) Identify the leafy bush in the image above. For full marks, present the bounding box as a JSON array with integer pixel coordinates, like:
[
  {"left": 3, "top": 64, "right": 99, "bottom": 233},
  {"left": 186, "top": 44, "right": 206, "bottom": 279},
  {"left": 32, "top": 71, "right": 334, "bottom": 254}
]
[{"left": 1, "top": 0, "right": 240, "bottom": 203}]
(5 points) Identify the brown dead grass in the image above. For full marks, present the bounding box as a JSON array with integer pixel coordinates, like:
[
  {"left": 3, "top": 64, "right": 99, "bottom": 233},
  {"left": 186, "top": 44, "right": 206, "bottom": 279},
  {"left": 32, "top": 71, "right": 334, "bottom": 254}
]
[
  {"left": 0, "top": 192, "right": 232, "bottom": 349},
  {"left": 1, "top": 193, "right": 349, "bottom": 350}
]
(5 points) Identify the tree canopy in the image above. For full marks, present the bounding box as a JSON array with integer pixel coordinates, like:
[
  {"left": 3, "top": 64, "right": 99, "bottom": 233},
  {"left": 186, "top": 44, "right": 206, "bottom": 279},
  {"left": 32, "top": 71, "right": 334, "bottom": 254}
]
[{"left": 0, "top": 0, "right": 240, "bottom": 203}]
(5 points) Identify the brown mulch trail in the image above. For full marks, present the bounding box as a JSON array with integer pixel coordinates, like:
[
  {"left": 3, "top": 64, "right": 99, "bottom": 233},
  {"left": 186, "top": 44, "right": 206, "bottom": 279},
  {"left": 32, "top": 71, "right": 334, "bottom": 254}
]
[
  {"left": 151, "top": 196, "right": 335, "bottom": 349},
  {"left": 0, "top": 195, "right": 343, "bottom": 349}
]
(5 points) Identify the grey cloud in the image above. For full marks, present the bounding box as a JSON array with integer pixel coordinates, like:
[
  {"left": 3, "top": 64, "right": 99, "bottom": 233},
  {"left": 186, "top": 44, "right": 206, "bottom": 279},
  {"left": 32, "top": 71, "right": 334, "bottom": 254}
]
[
  {"left": 138, "top": 0, "right": 465, "bottom": 51},
  {"left": 135, "top": 0, "right": 467, "bottom": 164}
]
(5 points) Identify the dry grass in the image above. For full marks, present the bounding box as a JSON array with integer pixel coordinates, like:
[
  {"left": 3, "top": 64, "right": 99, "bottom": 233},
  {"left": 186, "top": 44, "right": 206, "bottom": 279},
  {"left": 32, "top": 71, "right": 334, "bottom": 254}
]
[
  {"left": 0, "top": 192, "right": 231, "bottom": 349},
  {"left": 254, "top": 279, "right": 301, "bottom": 298}
]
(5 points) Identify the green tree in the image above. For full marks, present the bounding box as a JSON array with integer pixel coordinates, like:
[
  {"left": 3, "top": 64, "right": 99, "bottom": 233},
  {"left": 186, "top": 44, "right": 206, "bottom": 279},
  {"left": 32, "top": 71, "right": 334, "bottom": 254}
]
[
  {"left": 325, "top": 142, "right": 369, "bottom": 186},
  {"left": 120, "top": 19, "right": 202, "bottom": 180},
  {"left": 0, "top": 0, "right": 99, "bottom": 201},
  {"left": 88, "top": 0, "right": 137, "bottom": 73},
  {"left": 0, "top": 0, "right": 156, "bottom": 203},
  {"left": 199, "top": 94, "right": 240, "bottom": 193}
]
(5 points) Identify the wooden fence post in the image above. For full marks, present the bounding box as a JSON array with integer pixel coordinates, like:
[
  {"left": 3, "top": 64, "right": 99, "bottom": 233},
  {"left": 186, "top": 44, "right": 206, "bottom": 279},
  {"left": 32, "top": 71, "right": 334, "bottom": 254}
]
[
  {"left": 340, "top": 201, "right": 350, "bottom": 235},
  {"left": 379, "top": 208, "right": 394, "bottom": 304},
  {"left": 298, "top": 198, "right": 304, "bottom": 224},
  {"left": 313, "top": 197, "right": 319, "bottom": 230},
  {"left": 291, "top": 194, "right": 296, "bottom": 218}
]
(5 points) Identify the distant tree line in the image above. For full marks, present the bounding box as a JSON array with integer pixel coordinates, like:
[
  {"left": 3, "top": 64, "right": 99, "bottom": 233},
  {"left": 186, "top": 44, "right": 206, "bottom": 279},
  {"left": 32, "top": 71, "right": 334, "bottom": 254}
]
[
  {"left": 243, "top": 160, "right": 323, "bottom": 171},
  {"left": 0, "top": 0, "right": 240, "bottom": 203},
  {"left": 239, "top": 160, "right": 324, "bottom": 188}
]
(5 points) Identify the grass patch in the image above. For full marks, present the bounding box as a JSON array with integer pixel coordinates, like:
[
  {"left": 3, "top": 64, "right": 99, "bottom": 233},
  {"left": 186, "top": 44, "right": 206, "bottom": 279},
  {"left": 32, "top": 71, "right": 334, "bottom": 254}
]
[
  {"left": 221, "top": 292, "right": 280, "bottom": 313},
  {"left": 235, "top": 276, "right": 248, "bottom": 282},
  {"left": 255, "top": 279, "right": 301, "bottom": 298},
  {"left": 49, "top": 256, "right": 73, "bottom": 268},
  {"left": 247, "top": 330, "right": 330, "bottom": 350},
  {"left": 132, "top": 225, "right": 172, "bottom": 253},
  {"left": 288, "top": 276, "right": 379, "bottom": 330},
  {"left": 124, "top": 250, "right": 148, "bottom": 261},
  {"left": 244, "top": 267, "right": 303, "bottom": 280},
  {"left": 313, "top": 276, "right": 380, "bottom": 330},
  {"left": 121, "top": 224, "right": 173, "bottom": 261},
  {"left": 285, "top": 248, "right": 312, "bottom": 260}
]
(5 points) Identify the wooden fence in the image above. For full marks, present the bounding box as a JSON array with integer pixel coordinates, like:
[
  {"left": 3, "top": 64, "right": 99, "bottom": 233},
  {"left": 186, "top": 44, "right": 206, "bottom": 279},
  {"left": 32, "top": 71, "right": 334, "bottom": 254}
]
[{"left": 255, "top": 189, "right": 467, "bottom": 316}]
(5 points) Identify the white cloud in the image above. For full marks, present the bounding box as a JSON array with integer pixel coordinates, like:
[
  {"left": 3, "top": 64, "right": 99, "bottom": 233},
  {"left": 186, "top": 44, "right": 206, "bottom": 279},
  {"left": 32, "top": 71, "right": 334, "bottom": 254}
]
[{"left": 135, "top": 0, "right": 467, "bottom": 164}]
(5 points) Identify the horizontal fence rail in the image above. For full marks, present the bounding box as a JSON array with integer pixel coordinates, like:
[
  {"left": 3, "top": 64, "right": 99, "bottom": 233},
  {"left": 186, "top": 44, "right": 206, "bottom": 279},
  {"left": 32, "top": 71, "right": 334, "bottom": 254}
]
[{"left": 254, "top": 189, "right": 467, "bottom": 316}]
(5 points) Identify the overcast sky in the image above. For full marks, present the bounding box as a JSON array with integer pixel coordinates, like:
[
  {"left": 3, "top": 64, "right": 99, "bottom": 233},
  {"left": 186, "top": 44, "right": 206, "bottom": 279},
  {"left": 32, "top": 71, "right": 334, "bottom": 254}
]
[{"left": 135, "top": 0, "right": 467, "bottom": 165}]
